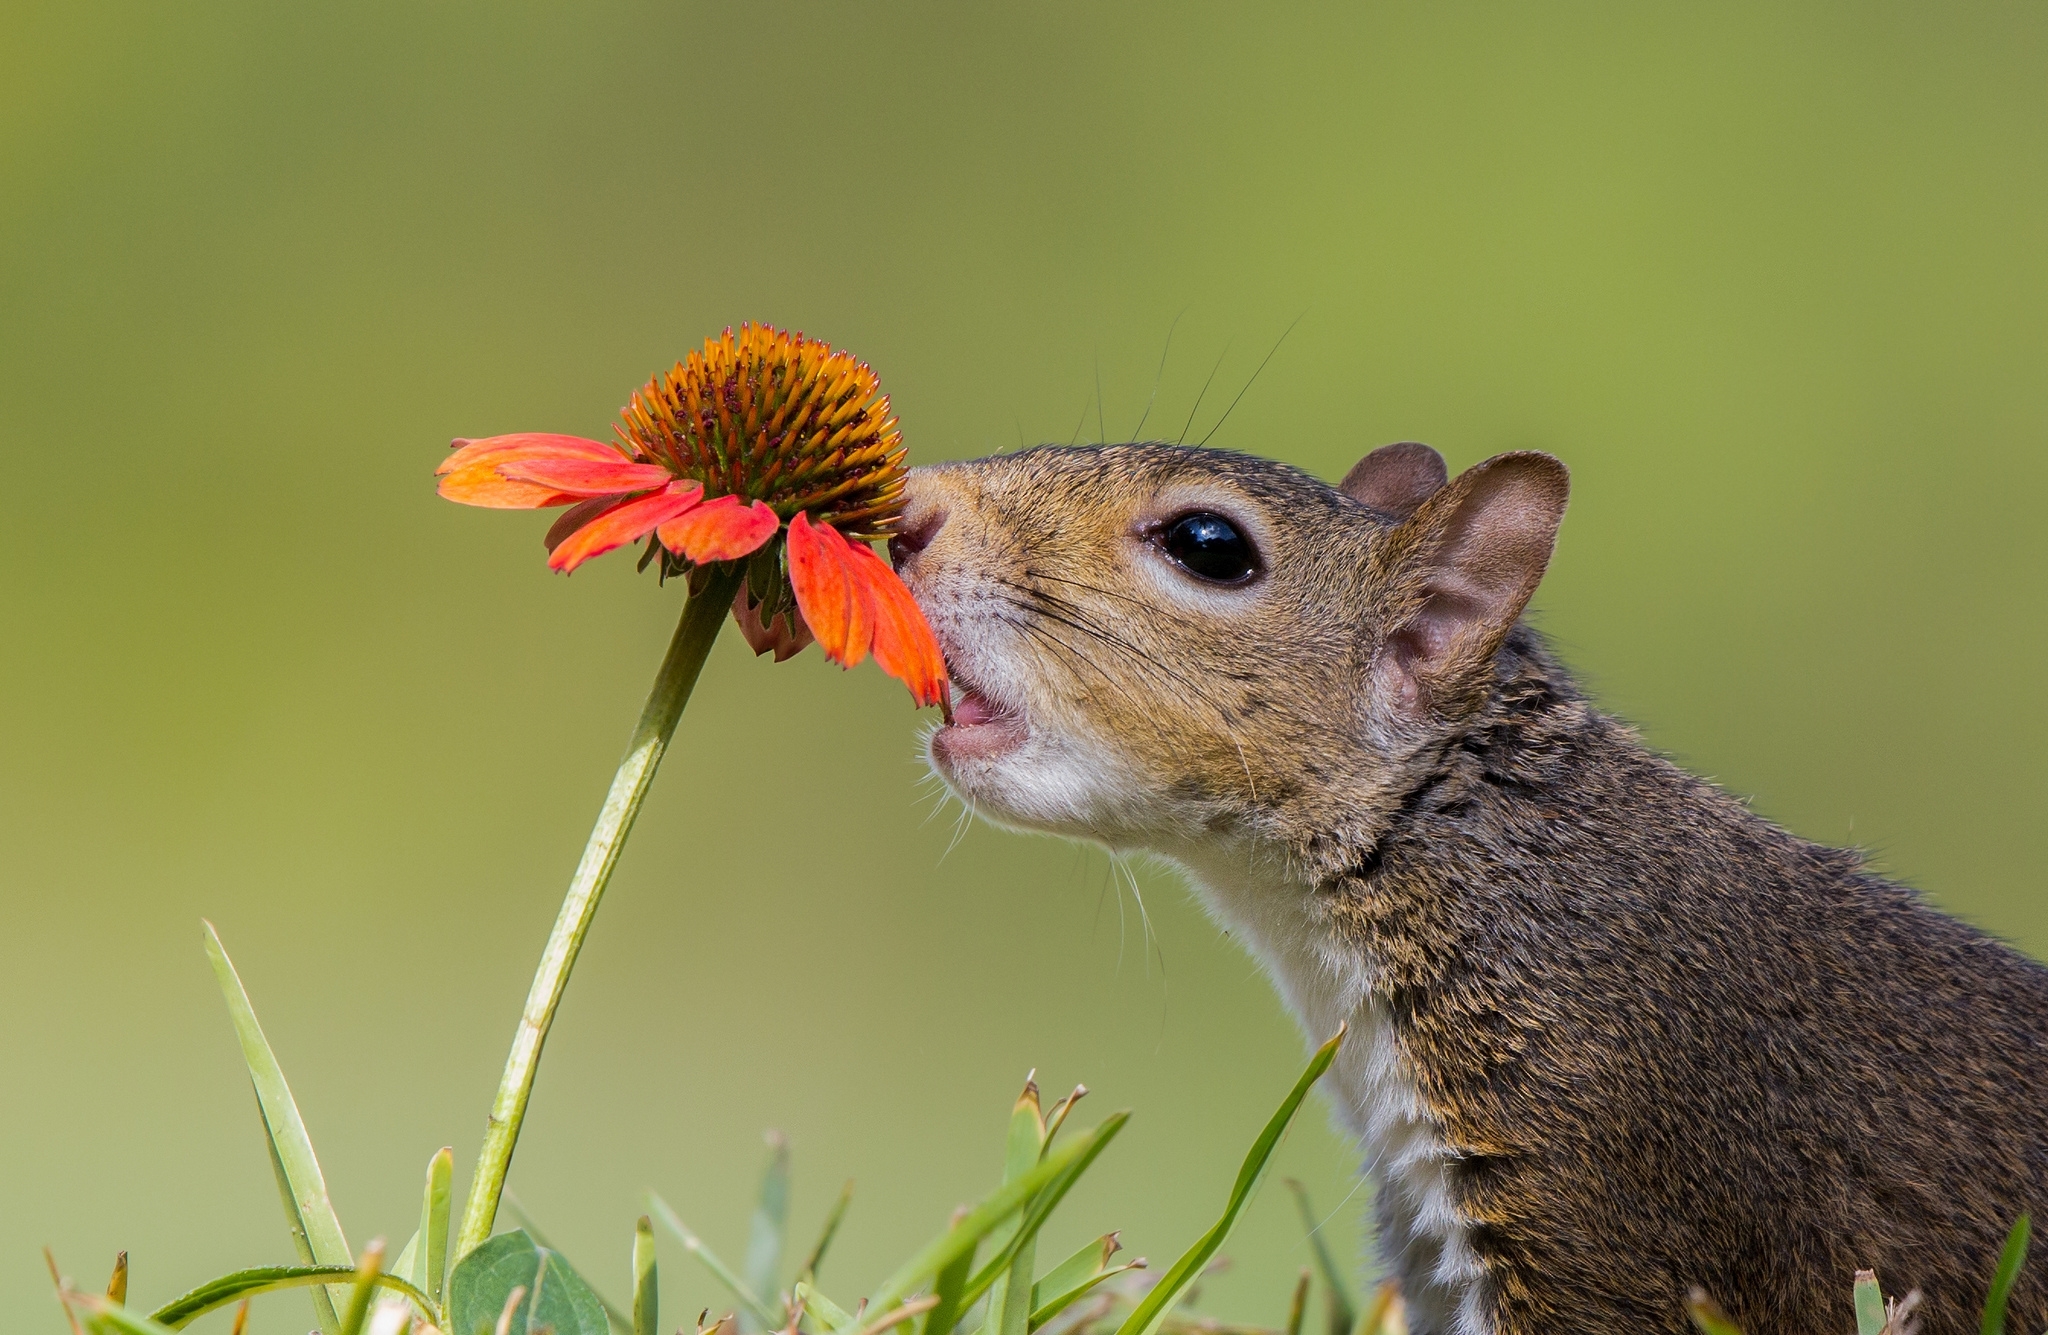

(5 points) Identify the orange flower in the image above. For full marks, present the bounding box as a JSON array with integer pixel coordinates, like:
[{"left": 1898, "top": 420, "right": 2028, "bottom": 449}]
[{"left": 439, "top": 325, "right": 948, "bottom": 709}]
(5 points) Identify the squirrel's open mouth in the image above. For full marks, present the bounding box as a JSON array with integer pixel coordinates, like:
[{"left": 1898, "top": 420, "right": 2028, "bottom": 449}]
[{"left": 933, "top": 661, "right": 1028, "bottom": 764}]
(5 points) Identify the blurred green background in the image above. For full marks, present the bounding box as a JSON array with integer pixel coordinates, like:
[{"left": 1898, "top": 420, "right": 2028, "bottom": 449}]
[{"left": 5, "top": 1, "right": 2046, "bottom": 1328}]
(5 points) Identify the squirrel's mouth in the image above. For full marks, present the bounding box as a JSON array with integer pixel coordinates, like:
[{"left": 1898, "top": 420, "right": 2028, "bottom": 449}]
[{"left": 933, "top": 662, "right": 1028, "bottom": 765}]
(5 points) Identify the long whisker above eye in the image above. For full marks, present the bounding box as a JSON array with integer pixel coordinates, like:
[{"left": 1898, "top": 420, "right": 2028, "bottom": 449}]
[
  {"left": 1196, "top": 310, "right": 1304, "bottom": 449},
  {"left": 1178, "top": 340, "right": 1232, "bottom": 445},
  {"left": 1130, "top": 307, "right": 1185, "bottom": 443},
  {"left": 1095, "top": 355, "right": 1107, "bottom": 448}
]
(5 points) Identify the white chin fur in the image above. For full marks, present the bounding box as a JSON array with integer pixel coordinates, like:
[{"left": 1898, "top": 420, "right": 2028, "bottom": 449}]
[{"left": 927, "top": 721, "right": 1143, "bottom": 842}]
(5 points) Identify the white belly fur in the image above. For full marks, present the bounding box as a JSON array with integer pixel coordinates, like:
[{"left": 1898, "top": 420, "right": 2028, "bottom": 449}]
[{"left": 1167, "top": 847, "right": 1493, "bottom": 1335}]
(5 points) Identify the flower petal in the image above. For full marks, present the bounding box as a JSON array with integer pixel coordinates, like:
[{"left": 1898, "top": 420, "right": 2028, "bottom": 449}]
[
  {"left": 438, "top": 435, "right": 639, "bottom": 508},
  {"left": 499, "top": 457, "right": 675, "bottom": 497},
  {"left": 656, "top": 496, "right": 780, "bottom": 564},
  {"left": 547, "top": 481, "right": 704, "bottom": 573},
  {"left": 438, "top": 463, "right": 580, "bottom": 509},
  {"left": 732, "top": 589, "right": 815, "bottom": 662},
  {"left": 786, "top": 512, "right": 871, "bottom": 668},
  {"left": 438, "top": 433, "right": 627, "bottom": 476},
  {"left": 544, "top": 494, "right": 636, "bottom": 553},
  {"left": 843, "top": 541, "right": 950, "bottom": 709}
]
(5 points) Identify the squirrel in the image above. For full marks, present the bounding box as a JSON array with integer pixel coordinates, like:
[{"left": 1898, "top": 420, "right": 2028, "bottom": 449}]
[{"left": 888, "top": 441, "right": 2048, "bottom": 1335}]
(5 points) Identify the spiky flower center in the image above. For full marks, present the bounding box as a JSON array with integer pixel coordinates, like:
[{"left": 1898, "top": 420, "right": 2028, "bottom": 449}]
[{"left": 617, "top": 324, "right": 907, "bottom": 542}]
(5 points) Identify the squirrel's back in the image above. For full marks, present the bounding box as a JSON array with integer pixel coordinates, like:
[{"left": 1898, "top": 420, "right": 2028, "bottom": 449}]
[{"left": 1342, "top": 625, "right": 2048, "bottom": 1333}]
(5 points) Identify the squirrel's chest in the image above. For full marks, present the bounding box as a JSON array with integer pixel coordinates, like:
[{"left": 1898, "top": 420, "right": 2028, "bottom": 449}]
[{"left": 1176, "top": 855, "right": 1493, "bottom": 1335}]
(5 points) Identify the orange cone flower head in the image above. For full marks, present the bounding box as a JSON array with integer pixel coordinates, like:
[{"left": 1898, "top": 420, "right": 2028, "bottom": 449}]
[{"left": 437, "top": 324, "right": 947, "bottom": 709}]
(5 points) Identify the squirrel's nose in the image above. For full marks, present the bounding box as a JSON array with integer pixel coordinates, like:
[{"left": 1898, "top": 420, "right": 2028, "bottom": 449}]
[{"left": 890, "top": 503, "right": 948, "bottom": 570}]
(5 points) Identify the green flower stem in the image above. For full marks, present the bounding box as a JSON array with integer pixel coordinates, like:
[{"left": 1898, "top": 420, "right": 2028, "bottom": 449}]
[{"left": 455, "top": 567, "right": 744, "bottom": 1262}]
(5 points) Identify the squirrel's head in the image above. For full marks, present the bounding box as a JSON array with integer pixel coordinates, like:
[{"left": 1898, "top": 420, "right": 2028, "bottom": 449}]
[{"left": 894, "top": 442, "right": 1568, "bottom": 873}]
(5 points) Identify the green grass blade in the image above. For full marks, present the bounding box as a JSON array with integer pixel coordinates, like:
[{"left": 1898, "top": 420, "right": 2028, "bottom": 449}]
[
  {"left": 1007, "top": 1082, "right": 1046, "bottom": 1174},
  {"left": 337, "top": 1243, "right": 387, "bottom": 1335},
  {"left": 1685, "top": 1288, "right": 1743, "bottom": 1335},
  {"left": 954, "top": 1113, "right": 1130, "bottom": 1318},
  {"left": 502, "top": 1192, "right": 634, "bottom": 1335},
  {"left": 1981, "top": 1215, "right": 2030, "bottom": 1335},
  {"left": 1283, "top": 1269, "right": 1309, "bottom": 1335},
  {"left": 1351, "top": 1277, "right": 1400, "bottom": 1334},
  {"left": 742, "top": 1132, "right": 792, "bottom": 1331},
  {"left": 868, "top": 1114, "right": 1130, "bottom": 1317},
  {"left": 1852, "top": 1271, "right": 1886, "bottom": 1335},
  {"left": 1029, "top": 1262, "right": 1141, "bottom": 1331},
  {"left": 1039, "top": 1088, "right": 1086, "bottom": 1151},
  {"left": 150, "top": 1267, "right": 434, "bottom": 1331},
  {"left": 648, "top": 1192, "right": 782, "bottom": 1331},
  {"left": 634, "top": 1215, "right": 659, "bottom": 1335},
  {"left": 987, "top": 1083, "right": 1047, "bottom": 1335},
  {"left": 69, "top": 1297, "right": 182, "bottom": 1335},
  {"left": 1030, "top": 1237, "right": 1113, "bottom": 1318},
  {"left": 1283, "top": 1181, "right": 1354, "bottom": 1335},
  {"left": 801, "top": 1180, "right": 855, "bottom": 1284},
  {"left": 920, "top": 1209, "right": 976, "bottom": 1335},
  {"left": 794, "top": 1280, "right": 858, "bottom": 1332},
  {"left": 203, "top": 921, "right": 351, "bottom": 1334},
  {"left": 1028, "top": 1237, "right": 1138, "bottom": 1331},
  {"left": 390, "top": 1232, "right": 422, "bottom": 1297},
  {"left": 259, "top": 1124, "right": 344, "bottom": 1331},
  {"left": 1111, "top": 1031, "right": 1343, "bottom": 1335}
]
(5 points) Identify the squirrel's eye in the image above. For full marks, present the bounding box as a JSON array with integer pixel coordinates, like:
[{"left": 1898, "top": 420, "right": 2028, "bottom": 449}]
[{"left": 1161, "top": 512, "right": 1258, "bottom": 583}]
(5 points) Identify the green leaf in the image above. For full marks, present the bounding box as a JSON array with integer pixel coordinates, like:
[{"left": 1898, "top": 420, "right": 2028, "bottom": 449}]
[
  {"left": 449, "top": 1229, "right": 611, "bottom": 1335},
  {"left": 1982, "top": 1215, "right": 2031, "bottom": 1335},
  {"left": 634, "top": 1215, "right": 658, "bottom": 1335},
  {"left": 148, "top": 1266, "right": 433, "bottom": 1330},
  {"left": 203, "top": 921, "right": 352, "bottom": 1335},
  {"left": 800, "top": 1180, "right": 855, "bottom": 1284},
  {"left": 869, "top": 1113, "right": 1130, "bottom": 1319},
  {"left": 1853, "top": 1271, "right": 1886, "bottom": 1335},
  {"left": 1111, "top": 1031, "right": 1343, "bottom": 1335},
  {"left": 649, "top": 1193, "right": 782, "bottom": 1331},
  {"left": 742, "top": 1132, "right": 792, "bottom": 1332},
  {"left": 1283, "top": 1181, "right": 1353, "bottom": 1335},
  {"left": 501, "top": 1192, "right": 632, "bottom": 1335}
]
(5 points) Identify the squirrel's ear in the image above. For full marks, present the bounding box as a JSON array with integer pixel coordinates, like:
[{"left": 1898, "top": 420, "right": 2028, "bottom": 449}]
[
  {"left": 1339, "top": 442, "right": 1448, "bottom": 518},
  {"left": 1374, "top": 451, "right": 1569, "bottom": 716}
]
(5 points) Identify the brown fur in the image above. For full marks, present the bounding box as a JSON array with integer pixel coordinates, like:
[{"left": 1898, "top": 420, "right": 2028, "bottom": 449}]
[{"left": 896, "top": 443, "right": 2048, "bottom": 1335}]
